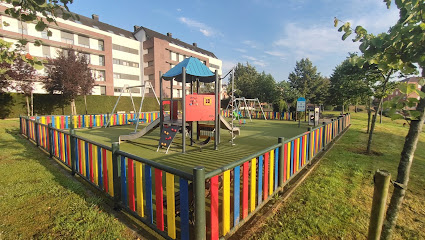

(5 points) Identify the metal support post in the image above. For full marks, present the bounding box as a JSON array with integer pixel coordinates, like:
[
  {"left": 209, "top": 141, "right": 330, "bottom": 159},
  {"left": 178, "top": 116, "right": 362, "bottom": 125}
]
[{"left": 193, "top": 167, "right": 206, "bottom": 240}]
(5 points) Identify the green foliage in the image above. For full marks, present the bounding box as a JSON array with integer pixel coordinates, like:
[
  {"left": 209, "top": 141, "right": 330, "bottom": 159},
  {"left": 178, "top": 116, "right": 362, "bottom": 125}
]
[
  {"left": 287, "top": 58, "right": 329, "bottom": 105},
  {"left": 0, "top": 93, "right": 161, "bottom": 118},
  {"left": 229, "top": 63, "right": 279, "bottom": 103},
  {"left": 328, "top": 54, "right": 380, "bottom": 109}
]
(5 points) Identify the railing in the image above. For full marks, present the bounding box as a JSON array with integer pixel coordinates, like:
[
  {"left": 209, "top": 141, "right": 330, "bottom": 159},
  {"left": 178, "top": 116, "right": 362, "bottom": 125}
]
[{"left": 19, "top": 113, "right": 351, "bottom": 240}]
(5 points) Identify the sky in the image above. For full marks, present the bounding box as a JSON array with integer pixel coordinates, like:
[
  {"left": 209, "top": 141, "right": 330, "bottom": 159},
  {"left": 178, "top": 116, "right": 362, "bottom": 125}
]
[{"left": 70, "top": 0, "right": 399, "bottom": 83}]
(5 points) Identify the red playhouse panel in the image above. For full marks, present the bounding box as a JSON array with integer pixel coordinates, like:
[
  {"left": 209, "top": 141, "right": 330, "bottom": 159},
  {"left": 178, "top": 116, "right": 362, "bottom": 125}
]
[{"left": 185, "top": 94, "right": 215, "bottom": 122}]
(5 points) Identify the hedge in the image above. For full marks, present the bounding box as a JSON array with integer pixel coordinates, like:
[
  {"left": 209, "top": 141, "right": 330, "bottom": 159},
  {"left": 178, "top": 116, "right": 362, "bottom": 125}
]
[{"left": 0, "top": 93, "right": 162, "bottom": 119}]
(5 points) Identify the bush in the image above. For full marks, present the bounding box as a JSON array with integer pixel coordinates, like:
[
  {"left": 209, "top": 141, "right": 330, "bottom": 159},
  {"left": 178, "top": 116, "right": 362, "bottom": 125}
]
[
  {"left": 0, "top": 93, "right": 161, "bottom": 118},
  {"left": 324, "top": 105, "right": 334, "bottom": 111}
]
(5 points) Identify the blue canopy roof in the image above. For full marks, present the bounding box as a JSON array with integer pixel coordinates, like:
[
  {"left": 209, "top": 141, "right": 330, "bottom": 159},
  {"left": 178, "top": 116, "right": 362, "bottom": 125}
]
[{"left": 162, "top": 57, "right": 216, "bottom": 83}]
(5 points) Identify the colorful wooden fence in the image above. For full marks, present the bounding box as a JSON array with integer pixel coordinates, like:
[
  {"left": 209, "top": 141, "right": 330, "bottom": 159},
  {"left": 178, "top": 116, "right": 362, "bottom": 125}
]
[
  {"left": 220, "top": 110, "right": 294, "bottom": 121},
  {"left": 19, "top": 113, "right": 351, "bottom": 240},
  {"left": 202, "top": 114, "right": 351, "bottom": 240},
  {"left": 28, "top": 112, "right": 161, "bottom": 130}
]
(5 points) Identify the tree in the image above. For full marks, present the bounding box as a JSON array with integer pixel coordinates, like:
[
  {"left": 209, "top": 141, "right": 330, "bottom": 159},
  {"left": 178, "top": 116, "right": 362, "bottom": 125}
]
[
  {"left": 229, "top": 63, "right": 279, "bottom": 103},
  {"left": 11, "top": 58, "right": 37, "bottom": 116},
  {"left": 44, "top": 48, "right": 94, "bottom": 115},
  {"left": 288, "top": 58, "right": 328, "bottom": 105},
  {"left": 336, "top": 1, "right": 425, "bottom": 238},
  {"left": 256, "top": 71, "right": 278, "bottom": 103},
  {"left": 328, "top": 55, "right": 379, "bottom": 113}
]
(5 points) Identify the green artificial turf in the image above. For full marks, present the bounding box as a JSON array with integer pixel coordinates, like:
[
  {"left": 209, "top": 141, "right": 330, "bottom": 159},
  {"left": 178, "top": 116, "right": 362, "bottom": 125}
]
[{"left": 75, "top": 118, "right": 311, "bottom": 173}]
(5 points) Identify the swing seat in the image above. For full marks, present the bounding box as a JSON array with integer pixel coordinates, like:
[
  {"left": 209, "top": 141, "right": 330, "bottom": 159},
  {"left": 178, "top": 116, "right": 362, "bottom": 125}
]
[{"left": 128, "top": 118, "right": 146, "bottom": 123}]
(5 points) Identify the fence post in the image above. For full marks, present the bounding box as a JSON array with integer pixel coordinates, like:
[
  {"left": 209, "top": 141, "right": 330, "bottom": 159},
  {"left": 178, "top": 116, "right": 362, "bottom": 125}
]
[
  {"left": 48, "top": 123, "right": 53, "bottom": 158},
  {"left": 112, "top": 142, "right": 122, "bottom": 207},
  {"left": 26, "top": 116, "right": 30, "bottom": 139},
  {"left": 193, "top": 166, "right": 206, "bottom": 240},
  {"left": 19, "top": 115, "right": 22, "bottom": 134},
  {"left": 70, "top": 126, "right": 76, "bottom": 176},
  {"left": 278, "top": 137, "right": 285, "bottom": 187},
  {"left": 307, "top": 127, "right": 312, "bottom": 164},
  {"left": 322, "top": 122, "right": 326, "bottom": 151},
  {"left": 368, "top": 170, "right": 391, "bottom": 240},
  {"left": 35, "top": 118, "right": 39, "bottom": 147}
]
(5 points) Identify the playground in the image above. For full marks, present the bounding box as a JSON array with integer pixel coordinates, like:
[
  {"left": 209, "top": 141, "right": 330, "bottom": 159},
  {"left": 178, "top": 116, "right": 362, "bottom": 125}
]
[{"left": 75, "top": 118, "right": 310, "bottom": 173}]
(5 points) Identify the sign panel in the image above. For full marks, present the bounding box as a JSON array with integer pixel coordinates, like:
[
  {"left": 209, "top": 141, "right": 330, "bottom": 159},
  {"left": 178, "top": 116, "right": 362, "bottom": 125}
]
[{"left": 296, "top": 97, "right": 306, "bottom": 112}]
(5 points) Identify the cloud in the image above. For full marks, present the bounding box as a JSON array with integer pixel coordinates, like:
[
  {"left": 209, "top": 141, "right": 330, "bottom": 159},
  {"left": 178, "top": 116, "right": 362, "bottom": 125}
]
[
  {"left": 234, "top": 48, "right": 247, "bottom": 53},
  {"left": 178, "top": 17, "right": 220, "bottom": 37},
  {"left": 176, "top": 8, "right": 181, "bottom": 12},
  {"left": 242, "top": 55, "right": 258, "bottom": 61},
  {"left": 242, "top": 40, "right": 258, "bottom": 49},
  {"left": 273, "top": 23, "right": 360, "bottom": 60},
  {"left": 265, "top": 50, "right": 286, "bottom": 59},
  {"left": 253, "top": 60, "right": 267, "bottom": 67}
]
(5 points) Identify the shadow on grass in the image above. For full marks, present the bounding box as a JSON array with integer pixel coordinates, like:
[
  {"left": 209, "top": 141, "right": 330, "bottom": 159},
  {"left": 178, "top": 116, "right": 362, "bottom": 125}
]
[{"left": 3, "top": 126, "right": 160, "bottom": 239}]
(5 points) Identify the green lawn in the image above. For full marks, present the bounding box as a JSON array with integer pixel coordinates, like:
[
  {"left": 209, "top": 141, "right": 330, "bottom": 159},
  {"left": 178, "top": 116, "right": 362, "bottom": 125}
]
[
  {"left": 248, "top": 112, "right": 425, "bottom": 239},
  {"left": 75, "top": 118, "right": 310, "bottom": 173},
  {"left": 0, "top": 119, "right": 158, "bottom": 239}
]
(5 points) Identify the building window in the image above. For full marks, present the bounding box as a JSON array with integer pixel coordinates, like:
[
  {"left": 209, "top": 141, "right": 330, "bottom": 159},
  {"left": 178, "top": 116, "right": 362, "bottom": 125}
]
[
  {"left": 79, "top": 52, "right": 90, "bottom": 63},
  {"left": 98, "top": 40, "right": 104, "bottom": 51},
  {"left": 114, "top": 87, "right": 122, "bottom": 93},
  {"left": 148, "top": 61, "right": 154, "bottom": 67},
  {"left": 94, "top": 70, "right": 105, "bottom": 81},
  {"left": 148, "top": 74, "right": 154, "bottom": 80},
  {"left": 99, "top": 55, "right": 105, "bottom": 66},
  {"left": 78, "top": 35, "right": 90, "bottom": 48},
  {"left": 18, "top": 22, "right": 28, "bottom": 35},
  {"left": 112, "top": 44, "right": 138, "bottom": 54},
  {"left": 171, "top": 51, "right": 177, "bottom": 61},
  {"left": 170, "top": 63, "right": 175, "bottom": 69},
  {"left": 42, "top": 46, "right": 50, "bottom": 58},
  {"left": 100, "top": 86, "right": 106, "bottom": 95},
  {"left": 112, "top": 58, "right": 139, "bottom": 68},
  {"left": 113, "top": 73, "right": 120, "bottom": 79},
  {"left": 61, "top": 31, "right": 74, "bottom": 44},
  {"left": 41, "top": 30, "right": 49, "bottom": 39},
  {"left": 147, "top": 48, "right": 154, "bottom": 54},
  {"left": 210, "top": 63, "right": 220, "bottom": 69}
]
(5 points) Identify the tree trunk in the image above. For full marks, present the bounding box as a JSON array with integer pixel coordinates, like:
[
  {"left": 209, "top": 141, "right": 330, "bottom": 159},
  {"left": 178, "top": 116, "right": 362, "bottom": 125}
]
[
  {"left": 342, "top": 104, "right": 344, "bottom": 114},
  {"left": 367, "top": 97, "right": 372, "bottom": 133},
  {"left": 367, "top": 97, "right": 383, "bottom": 154},
  {"left": 380, "top": 98, "right": 383, "bottom": 124},
  {"left": 84, "top": 95, "right": 88, "bottom": 114},
  {"left": 70, "top": 98, "right": 77, "bottom": 115},
  {"left": 26, "top": 95, "right": 30, "bottom": 116},
  {"left": 367, "top": 71, "right": 392, "bottom": 153},
  {"left": 380, "top": 70, "right": 425, "bottom": 240}
]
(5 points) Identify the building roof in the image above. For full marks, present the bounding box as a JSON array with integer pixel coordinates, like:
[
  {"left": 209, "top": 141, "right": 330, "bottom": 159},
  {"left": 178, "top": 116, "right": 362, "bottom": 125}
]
[
  {"left": 163, "top": 57, "right": 215, "bottom": 83},
  {"left": 135, "top": 26, "right": 218, "bottom": 59},
  {"left": 55, "top": 10, "right": 136, "bottom": 39},
  {"left": 400, "top": 76, "right": 422, "bottom": 83}
]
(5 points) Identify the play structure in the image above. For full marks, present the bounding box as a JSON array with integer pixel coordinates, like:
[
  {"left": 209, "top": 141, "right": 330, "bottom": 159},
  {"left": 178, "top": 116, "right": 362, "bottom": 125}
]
[
  {"left": 117, "top": 57, "right": 239, "bottom": 153},
  {"left": 105, "top": 82, "right": 159, "bottom": 131},
  {"left": 225, "top": 97, "right": 267, "bottom": 122},
  {"left": 156, "top": 57, "right": 239, "bottom": 153}
]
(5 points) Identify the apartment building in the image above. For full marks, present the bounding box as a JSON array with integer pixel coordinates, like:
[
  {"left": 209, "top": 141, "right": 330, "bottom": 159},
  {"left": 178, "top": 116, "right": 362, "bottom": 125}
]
[
  {"left": 0, "top": 5, "right": 143, "bottom": 96},
  {"left": 0, "top": 4, "right": 222, "bottom": 99},
  {"left": 385, "top": 77, "right": 423, "bottom": 110},
  {"left": 133, "top": 26, "right": 222, "bottom": 98}
]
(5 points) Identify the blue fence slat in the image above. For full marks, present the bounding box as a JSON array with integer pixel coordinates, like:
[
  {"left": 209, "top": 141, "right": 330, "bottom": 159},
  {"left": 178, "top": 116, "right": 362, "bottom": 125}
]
[
  {"left": 145, "top": 165, "right": 153, "bottom": 224},
  {"left": 274, "top": 148, "right": 278, "bottom": 191},
  {"left": 98, "top": 146, "right": 102, "bottom": 188},
  {"left": 121, "top": 156, "right": 127, "bottom": 206},
  {"left": 180, "top": 178, "right": 189, "bottom": 240},
  {"left": 233, "top": 166, "right": 240, "bottom": 226},
  {"left": 258, "top": 155, "right": 263, "bottom": 205}
]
